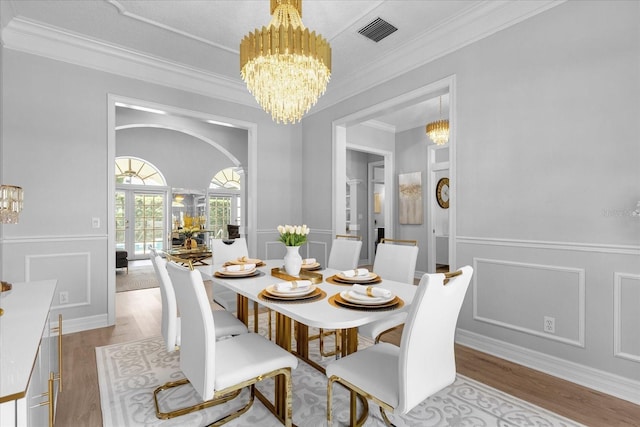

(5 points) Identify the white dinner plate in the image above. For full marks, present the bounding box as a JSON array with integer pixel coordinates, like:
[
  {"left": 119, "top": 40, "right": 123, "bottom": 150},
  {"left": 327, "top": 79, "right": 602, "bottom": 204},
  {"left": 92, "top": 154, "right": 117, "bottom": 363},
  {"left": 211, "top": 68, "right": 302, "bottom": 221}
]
[
  {"left": 266, "top": 284, "right": 316, "bottom": 298},
  {"left": 336, "top": 272, "right": 379, "bottom": 282},
  {"left": 227, "top": 258, "right": 262, "bottom": 265},
  {"left": 301, "top": 262, "right": 321, "bottom": 270},
  {"left": 340, "top": 290, "right": 394, "bottom": 305},
  {"left": 217, "top": 267, "right": 257, "bottom": 276}
]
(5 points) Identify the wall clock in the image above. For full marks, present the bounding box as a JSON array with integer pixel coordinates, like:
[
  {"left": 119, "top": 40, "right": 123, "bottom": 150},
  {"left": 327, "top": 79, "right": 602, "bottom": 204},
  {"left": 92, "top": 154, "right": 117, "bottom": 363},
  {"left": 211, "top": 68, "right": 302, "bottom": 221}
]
[{"left": 436, "top": 177, "right": 449, "bottom": 209}]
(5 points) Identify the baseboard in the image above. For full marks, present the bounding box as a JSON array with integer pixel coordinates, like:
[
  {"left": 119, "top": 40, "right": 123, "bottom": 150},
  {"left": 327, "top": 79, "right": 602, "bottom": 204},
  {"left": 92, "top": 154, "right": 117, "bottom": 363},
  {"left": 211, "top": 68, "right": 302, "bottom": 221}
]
[
  {"left": 456, "top": 329, "right": 640, "bottom": 405},
  {"left": 55, "top": 313, "right": 110, "bottom": 335}
]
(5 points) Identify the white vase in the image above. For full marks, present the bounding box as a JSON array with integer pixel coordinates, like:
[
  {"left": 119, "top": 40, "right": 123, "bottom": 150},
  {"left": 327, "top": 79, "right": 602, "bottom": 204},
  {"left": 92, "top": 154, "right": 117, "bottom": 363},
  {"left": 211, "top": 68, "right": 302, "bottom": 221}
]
[{"left": 283, "top": 245, "right": 302, "bottom": 276}]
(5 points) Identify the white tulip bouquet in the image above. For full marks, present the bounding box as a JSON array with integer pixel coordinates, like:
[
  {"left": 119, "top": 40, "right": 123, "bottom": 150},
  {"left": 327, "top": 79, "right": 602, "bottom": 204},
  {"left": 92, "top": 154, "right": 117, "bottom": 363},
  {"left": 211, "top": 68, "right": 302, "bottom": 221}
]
[{"left": 277, "top": 224, "right": 310, "bottom": 246}]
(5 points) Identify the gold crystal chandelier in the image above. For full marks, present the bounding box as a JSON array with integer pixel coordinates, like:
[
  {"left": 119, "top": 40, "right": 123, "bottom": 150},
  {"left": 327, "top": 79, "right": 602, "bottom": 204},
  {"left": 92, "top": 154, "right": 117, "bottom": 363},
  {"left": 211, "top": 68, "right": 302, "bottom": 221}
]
[
  {"left": 426, "top": 96, "right": 449, "bottom": 145},
  {"left": 240, "top": 0, "right": 331, "bottom": 124}
]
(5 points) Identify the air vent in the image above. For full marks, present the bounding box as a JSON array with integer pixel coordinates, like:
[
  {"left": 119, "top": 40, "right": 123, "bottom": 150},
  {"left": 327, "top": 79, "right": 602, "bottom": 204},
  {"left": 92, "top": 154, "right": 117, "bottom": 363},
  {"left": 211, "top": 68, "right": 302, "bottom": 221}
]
[{"left": 357, "top": 17, "right": 398, "bottom": 42}]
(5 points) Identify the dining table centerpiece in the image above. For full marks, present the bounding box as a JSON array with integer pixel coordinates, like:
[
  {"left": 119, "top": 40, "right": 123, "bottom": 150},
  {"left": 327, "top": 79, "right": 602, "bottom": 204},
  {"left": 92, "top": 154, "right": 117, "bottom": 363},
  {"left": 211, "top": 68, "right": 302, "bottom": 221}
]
[
  {"left": 182, "top": 226, "right": 200, "bottom": 249},
  {"left": 277, "top": 224, "right": 310, "bottom": 276}
]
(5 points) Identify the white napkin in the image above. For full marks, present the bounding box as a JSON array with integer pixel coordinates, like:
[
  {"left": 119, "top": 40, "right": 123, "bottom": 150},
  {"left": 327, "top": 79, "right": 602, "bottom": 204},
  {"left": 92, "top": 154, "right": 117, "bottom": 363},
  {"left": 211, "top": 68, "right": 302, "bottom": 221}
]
[
  {"left": 302, "top": 258, "right": 316, "bottom": 265},
  {"left": 274, "top": 280, "right": 312, "bottom": 292},
  {"left": 341, "top": 268, "right": 369, "bottom": 278},
  {"left": 351, "top": 284, "right": 392, "bottom": 299},
  {"left": 223, "top": 263, "right": 256, "bottom": 272}
]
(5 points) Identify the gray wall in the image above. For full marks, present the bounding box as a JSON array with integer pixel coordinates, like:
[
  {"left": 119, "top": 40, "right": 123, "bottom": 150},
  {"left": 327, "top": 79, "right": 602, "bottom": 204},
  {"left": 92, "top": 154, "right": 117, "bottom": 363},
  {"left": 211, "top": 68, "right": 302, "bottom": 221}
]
[
  {"left": 0, "top": 48, "right": 301, "bottom": 331},
  {"left": 301, "top": 0, "right": 640, "bottom": 397}
]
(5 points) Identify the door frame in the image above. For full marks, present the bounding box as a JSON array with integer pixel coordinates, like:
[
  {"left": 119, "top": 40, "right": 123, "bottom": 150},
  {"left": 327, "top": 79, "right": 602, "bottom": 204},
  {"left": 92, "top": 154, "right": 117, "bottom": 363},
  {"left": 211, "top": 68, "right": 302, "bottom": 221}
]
[
  {"left": 332, "top": 75, "right": 456, "bottom": 274},
  {"left": 107, "top": 94, "right": 258, "bottom": 326}
]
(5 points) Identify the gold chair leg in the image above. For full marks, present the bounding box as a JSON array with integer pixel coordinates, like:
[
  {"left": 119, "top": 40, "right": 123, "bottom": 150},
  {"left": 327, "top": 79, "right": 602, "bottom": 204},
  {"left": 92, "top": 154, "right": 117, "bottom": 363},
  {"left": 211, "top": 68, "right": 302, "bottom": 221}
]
[
  {"left": 153, "top": 378, "right": 241, "bottom": 420},
  {"left": 329, "top": 375, "right": 395, "bottom": 427}
]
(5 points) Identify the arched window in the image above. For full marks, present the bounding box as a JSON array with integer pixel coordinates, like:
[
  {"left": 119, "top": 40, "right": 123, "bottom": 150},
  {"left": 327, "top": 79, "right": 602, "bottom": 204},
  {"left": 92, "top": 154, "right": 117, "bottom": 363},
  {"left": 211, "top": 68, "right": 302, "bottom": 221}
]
[
  {"left": 208, "top": 168, "right": 242, "bottom": 238},
  {"left": 209, "top": 167, "right": 241, "bottom": 190},
  {"left": 115, "top": 157, "right": 166, "bottom": 185}
]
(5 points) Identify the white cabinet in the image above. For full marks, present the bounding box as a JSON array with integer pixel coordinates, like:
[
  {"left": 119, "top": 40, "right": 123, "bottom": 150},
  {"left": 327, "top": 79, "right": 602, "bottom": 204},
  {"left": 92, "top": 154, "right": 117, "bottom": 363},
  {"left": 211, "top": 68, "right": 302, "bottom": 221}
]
[{"left": 0, "top": 281, "right": 60, "bottom": 427}]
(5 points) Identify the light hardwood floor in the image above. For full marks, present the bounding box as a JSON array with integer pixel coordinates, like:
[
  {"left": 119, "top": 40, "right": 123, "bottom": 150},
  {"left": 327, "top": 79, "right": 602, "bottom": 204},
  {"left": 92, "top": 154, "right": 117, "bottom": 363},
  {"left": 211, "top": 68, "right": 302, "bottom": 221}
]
[{"left": 55, "top": 285, "right": 639, "bottom": 426}]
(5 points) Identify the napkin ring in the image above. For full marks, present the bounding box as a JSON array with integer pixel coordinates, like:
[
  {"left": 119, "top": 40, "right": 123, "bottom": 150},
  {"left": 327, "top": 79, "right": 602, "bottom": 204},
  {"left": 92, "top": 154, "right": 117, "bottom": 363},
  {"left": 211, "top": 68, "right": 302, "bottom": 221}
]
[{"left": 366, "top": 286, "right": 374, "bottom": 297}]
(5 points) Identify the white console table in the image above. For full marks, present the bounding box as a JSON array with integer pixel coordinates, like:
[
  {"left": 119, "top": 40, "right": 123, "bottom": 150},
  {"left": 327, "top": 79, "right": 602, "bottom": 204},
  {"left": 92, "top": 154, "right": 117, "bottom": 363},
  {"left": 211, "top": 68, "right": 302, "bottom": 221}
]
[{"left": 0, "top": 280, "right": 61, "bottom": 427}]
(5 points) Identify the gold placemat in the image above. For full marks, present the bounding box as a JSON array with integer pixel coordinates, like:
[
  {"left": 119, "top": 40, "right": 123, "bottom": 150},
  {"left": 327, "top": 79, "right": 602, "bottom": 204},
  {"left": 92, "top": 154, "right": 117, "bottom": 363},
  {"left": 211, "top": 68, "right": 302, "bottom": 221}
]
[
  {"left": 326, "top": 275, "right": 382, "bottom": 286},
  {"left": 270, "top": 267, "right": 323, "bottom": 284},
  {"left": 259, "top": 288, "right": 326, "bottom": 304},
  {"left": 328, "top": 293, "right": 404, "bottom": 311}
]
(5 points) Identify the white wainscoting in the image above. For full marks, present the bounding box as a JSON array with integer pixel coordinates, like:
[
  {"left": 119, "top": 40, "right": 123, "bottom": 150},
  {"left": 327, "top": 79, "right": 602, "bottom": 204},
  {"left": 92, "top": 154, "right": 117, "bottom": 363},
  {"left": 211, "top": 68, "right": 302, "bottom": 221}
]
[
  {"left": 458, "top": 236, "right": 640, "bottom": 404},
  {"left": 614, "top": 273, "right": 640, "bottom": 363},
  {"left": 25, "top": 252, "right": 92, "bottom": 310},
  {"left": 472, "top": 257, "right": 585, "bottom": 347},
  {"left": 456, "top": 329, "right": 640, "bottom": 405}
]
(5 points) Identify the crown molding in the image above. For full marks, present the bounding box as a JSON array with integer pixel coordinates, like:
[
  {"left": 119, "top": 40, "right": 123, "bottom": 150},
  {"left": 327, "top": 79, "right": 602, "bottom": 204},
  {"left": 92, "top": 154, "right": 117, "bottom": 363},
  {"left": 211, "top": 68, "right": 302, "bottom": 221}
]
[
  {"left": 360, "top": 119, "right": 396, "bottom": 133},
  {"left": 1, "top": 1, "right": 565, "bottom": 116},
  {"left": 1, "top": 17, "right": 257, "bottom": 109}
]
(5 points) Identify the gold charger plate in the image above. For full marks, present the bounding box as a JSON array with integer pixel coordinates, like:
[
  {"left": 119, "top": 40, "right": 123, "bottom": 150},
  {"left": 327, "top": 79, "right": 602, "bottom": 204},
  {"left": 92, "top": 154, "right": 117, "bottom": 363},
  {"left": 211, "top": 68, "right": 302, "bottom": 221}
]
[
  {"left": 327, "top": 275, "right": 382, "bottom": 286},
  {"left": 300, "top": 262, "right": 321, "bottom": 271},
  {"left": 259, "top": 287, "right": 326, "bottom": 304},
  {"left": 225, "top": 258, "right": 266, "bottom": 267},
  {"left": 265, "top": 283, "right": 316, "bottom": 298},
  {"left": 336, "top": 272, "right": 379, "bottom": 282},
  {"left": 328, "top": 293, "right": 404, "bottom": 311},
  {"left": 214, "top": 269, "right": 261, "bottom": 279}
]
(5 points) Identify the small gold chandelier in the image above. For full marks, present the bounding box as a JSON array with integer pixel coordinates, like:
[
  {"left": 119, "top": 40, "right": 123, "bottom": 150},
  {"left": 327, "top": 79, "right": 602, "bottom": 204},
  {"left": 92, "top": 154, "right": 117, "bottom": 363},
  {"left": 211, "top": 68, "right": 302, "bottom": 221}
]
[
  {"left": 426, "top": 96, "right": 449, "bottom": 145},
  {"left": 240, "top": 0, "right": 331, "bottom": 124}
]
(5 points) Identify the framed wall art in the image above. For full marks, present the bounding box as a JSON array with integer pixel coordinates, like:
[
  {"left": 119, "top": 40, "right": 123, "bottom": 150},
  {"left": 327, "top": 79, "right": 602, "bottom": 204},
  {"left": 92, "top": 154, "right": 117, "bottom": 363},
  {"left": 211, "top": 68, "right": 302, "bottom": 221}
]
[{"left": 398, "top": 172, "right": 423, "bottom": 224}]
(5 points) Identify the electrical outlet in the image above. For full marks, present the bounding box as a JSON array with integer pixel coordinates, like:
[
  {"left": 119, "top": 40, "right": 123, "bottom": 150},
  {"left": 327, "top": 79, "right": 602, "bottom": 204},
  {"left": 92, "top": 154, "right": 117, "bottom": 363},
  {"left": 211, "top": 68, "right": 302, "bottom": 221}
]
[
  {"left": 544, "top": 316, "right": 555, "bottom": 334},
  {"left": 92, "top": 217, "right": 100, "bottom": 228},
  {"left": 59, "top": 291, "right": 69, "bottom": 304}
]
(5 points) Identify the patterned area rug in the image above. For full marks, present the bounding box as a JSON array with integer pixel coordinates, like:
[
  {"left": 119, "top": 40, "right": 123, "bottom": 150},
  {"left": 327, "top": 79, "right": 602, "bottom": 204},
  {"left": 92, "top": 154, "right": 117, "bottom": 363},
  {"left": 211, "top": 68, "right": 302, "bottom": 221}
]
[
  {"left": 116, "top": 264, "right": 158, "bottom": 292},
  {"left": 96, "top": 324, "right": 584, "bottom": 426}
]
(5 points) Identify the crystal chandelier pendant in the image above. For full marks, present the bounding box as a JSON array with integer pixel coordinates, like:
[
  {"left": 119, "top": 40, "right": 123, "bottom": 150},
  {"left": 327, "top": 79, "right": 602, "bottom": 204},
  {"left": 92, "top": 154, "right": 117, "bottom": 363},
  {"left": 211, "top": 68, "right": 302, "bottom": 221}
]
[
  {"left": 240, "top": 0, "right": 331, "bottom": 124},
  {"left": 426, "top": 96, "right": 450, "bottom": 145}
]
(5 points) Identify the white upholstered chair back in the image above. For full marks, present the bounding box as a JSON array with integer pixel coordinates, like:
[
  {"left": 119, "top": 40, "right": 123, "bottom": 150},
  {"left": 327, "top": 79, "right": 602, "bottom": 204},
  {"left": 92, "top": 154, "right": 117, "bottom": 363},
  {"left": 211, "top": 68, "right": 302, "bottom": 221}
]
[
  {"left": 327, "top": 238, "right": 362, "bottom": 271},
  {"left": 149, "top": 250, "right": 179, "bottom": 353},
  {"left": 166, "top": 261, "right": 217, "bottom": 401},
  {"left": 210, "top": 238, "right": 248, "bottom": 265},
  {"left": 372, "top": 241, "right": 419, "bottom": 284},
  {"left": 397, "top": 266, "right": 473, "bottom": 413}
]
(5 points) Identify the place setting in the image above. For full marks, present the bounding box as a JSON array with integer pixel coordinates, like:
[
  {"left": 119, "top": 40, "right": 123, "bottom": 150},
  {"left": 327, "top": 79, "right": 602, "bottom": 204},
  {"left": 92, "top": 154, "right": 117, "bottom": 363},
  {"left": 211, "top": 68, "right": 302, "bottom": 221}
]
[
  {"left": 329, "top": 283, "right": 403, "bottom": 311},
  {"left": 214, "top": 262, "right": 262, "bottom": 278},
  {"left": 299, "top": 257, "right": 322, "bottom": 271},
  {"left": 259, "top": 279, "right": 326, "bottom": 303},
  {"left": 223, "top": 256, "right": 266, "bottom": 267},
  {"left": 327, "top": 267, "right": 381, "bottom": 285}
]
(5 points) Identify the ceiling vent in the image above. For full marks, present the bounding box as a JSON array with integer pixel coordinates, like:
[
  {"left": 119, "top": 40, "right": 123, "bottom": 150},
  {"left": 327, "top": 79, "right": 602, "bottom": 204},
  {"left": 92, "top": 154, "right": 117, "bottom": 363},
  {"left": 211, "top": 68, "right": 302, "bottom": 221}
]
[{"left": 357, "top": 17, "right": 398, "bottom": 42}]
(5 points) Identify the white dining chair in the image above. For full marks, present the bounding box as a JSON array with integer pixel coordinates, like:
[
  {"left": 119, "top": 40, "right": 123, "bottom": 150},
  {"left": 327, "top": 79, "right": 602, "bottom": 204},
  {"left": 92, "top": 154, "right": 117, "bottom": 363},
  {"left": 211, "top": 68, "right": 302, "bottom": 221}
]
[
  {"left": 156, "top": 261, "right": 298, "bottom": 425},
  {"left": 327, "top": 235, "right": 362, "bottom": 271},
  {"left": 148, "top": 249, "right": 247, "bottom": 353},
  {"left": 210, "top": 238, "right": 272, "bottom": 338},
  {"left": 358, "top": 239, "right": 419, "bottom": 343},
  {"left": 326, "top": 266, "right": 473, "bottom": 426},
  {"left": 316, "top": 235, "right": 363, "bottom": 356}
]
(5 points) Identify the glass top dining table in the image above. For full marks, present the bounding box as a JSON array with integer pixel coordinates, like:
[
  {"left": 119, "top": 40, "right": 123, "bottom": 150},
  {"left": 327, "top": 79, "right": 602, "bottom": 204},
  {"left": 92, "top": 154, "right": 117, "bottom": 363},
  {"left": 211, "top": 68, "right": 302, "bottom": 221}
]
[{"left": 197, "top": 259, "right": 417, "bottom": 425}]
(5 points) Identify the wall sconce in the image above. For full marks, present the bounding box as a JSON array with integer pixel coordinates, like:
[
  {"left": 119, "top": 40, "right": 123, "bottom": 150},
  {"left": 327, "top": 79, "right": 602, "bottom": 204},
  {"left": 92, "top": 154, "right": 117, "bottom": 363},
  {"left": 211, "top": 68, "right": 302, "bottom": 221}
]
[
  {"left": 0, "top": 184, "right": 23, "bottom": 224},
  {"left": 0, "top": 184, "right": 23, "bottom": 316}
]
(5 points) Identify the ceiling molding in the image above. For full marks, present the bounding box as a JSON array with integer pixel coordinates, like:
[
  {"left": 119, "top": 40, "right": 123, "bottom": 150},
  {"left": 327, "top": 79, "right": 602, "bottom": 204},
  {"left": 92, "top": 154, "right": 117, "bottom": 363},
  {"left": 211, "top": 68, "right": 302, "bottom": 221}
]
[
  {"left": 1, "top": 1, "right": 565, "bottom": 117},
  {"left": 1, "top": 17, "right": 257, "bottom": 109},
  {"left": 360, "top": 120, "right": 396, "bottom": 133},
  {"left": 106, "top": 0, "right": 238, "bottom": 55}
]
